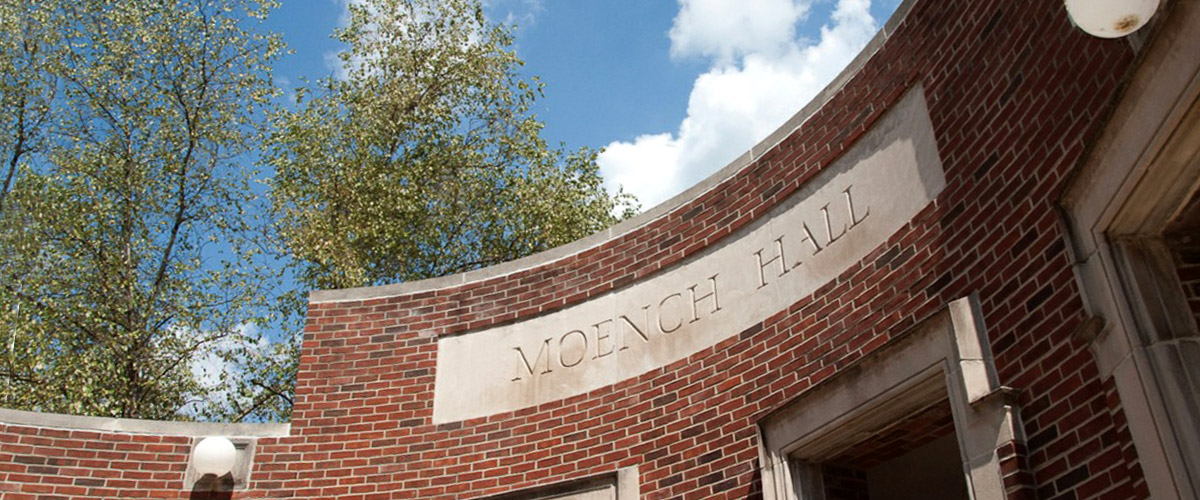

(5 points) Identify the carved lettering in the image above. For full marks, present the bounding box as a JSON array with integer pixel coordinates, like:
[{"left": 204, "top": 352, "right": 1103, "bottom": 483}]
[
  {"left": 755, "top": 237, "right": 789, "bottom": 289},
  {"left": 619, "top": 306, "right": 651, "bottom": 350},
  {"left": 658, "top": 293, "right": 684, "bottom": 333},
  {"left": 750, "top": 184, "right": 874, "bottom": 294},
  {"left": 506, "top": 189, "right": 886, "bottom": 387},
  {"left": 593, "top": 319, "right": 615, "bottom": 359},
  {"left": 559, "top": 330, "right": 588, "bottom": 368},
  {"left": 845, "top": 185, "right": 869, "bottom": 226},
  {"left": 512, "top": 338, "right": 553, "bottom": 381},
  {"left": 512, "top": 183, "right": 877, "bottom": 382},
  {"left": 798, "top": 222, "right": 823, "bottom": 255},
  {"left": 689, "top": 274, "right": 721, "bottom": 323},
  {"left": 822, "top": 203, "right": 846, "bottom": 245}
]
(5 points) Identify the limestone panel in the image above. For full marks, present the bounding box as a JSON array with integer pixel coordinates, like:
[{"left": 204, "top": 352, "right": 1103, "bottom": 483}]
[{"left": 432, "top": 88, "right": 946, "bottom": 423}]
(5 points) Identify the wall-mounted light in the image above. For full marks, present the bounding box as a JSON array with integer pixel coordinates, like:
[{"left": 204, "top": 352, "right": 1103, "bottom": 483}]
[
  {"left": 1065, "top": 0, "right": 1161, "bottom": 38},
  {"left": 192, "top": 436, "right": 238, "bottom": 477},
  {"left": 185, "top": 436, "right": 256, "bottom": 492}
]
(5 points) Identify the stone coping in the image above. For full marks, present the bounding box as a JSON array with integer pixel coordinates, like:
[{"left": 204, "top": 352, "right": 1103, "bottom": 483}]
[
  {"left": 0, "top": 407, "right": 289, "bottom": 437},
  {"left": 309, "top": 0, "right": 917, "bottom": 305}
]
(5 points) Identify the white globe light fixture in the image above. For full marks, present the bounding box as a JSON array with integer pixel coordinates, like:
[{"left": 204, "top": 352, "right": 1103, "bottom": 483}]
[
  {"left": 192, "top": 436, "right": 238, "bottom": 476},
  {"left": 1065, "top": 0, "right": 1161, "bottom": 38}
]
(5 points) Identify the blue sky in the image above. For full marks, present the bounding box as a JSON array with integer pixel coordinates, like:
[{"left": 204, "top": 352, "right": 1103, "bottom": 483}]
[{"left": 263, "top": 0, "right": 902, "bottom": 209}]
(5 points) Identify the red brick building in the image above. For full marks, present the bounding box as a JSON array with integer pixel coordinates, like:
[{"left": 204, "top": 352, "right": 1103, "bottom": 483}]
[{"left": 3, "top": 1, "right": 1200, "bottom": 499}]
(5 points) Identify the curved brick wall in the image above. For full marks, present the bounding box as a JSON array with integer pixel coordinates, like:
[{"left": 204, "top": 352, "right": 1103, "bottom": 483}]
[{"left": 3, "top": 0, "right": 1188, "bottom": 498}]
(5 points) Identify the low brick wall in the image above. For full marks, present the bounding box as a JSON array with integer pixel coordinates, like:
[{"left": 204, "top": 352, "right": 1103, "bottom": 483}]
[{"left": 0, "top": 409, "right": 285, "bottom": 499}]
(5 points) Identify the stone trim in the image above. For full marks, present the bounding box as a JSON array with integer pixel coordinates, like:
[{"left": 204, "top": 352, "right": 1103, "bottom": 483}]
[
  {"left": 0, "top": 407, "right": 289, "bottom": 438},
  {"left": 469, "top": 467, "right": 639, "bottom": 500}
]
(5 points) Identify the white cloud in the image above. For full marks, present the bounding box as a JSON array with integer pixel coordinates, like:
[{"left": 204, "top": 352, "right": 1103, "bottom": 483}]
[
  {"left": 484, "top": 0, "right": 544, "bottom": 29},
  {"left": 669, "top": 0, "right": 810, "bottom": 63},
  {"left": 324, "top": 0, "right": 369, "bottom": 80},
  {"left": 599, "top": 0, "right": 880, "bottom": 210},
  {"left": 600, "top": 133, "right": 682, "bottom": 208}
]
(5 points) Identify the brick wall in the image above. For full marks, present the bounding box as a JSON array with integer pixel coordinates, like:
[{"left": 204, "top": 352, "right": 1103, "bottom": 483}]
[
  {"left": 0, "top": 422, "right": 193, "bottom": 498},
  {"left": 0, "top": 414, "right": 287, "bottom": 499},
  {"left": 822, "top": 466, "right": 868, "bottom": 500},
  {"left": 0, "top": 0, "right": 1164, "bottom": 499},
  {"left": 824, "top": 399, "right": 955, "bottom": 470}
]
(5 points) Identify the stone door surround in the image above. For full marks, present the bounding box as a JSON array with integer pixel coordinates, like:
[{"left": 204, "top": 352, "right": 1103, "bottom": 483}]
[{"left": 758, "top": 296, "right": 1024, "bottom": 500}]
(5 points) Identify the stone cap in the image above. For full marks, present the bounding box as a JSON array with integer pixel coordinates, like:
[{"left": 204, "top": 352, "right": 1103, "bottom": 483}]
[{"left": 0, "top": 407, "right": 289, "bottom": 437}]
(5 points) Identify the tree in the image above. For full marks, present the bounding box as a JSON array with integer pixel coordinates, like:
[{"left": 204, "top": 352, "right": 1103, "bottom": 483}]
[
  {"left": 0, "top": 2, "right": 57, "bottom": 216},
  {"left": 267, "top": 0, "right": 637, "bottom": 292},
  {"left": 0, "top": 0, "right": 283, "bottom": 420},
  {"left": 0, "top": 0, "right": 636, "bottom": 423}
]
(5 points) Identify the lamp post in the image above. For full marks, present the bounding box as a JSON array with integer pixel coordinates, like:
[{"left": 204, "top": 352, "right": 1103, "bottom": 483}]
[{"left": 1065, "top": 0, "right": 1161, "bottom": 38}]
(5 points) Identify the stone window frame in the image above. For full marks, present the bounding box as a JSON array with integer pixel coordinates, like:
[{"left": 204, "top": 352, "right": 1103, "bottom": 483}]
[
  {"left": 470, "top": 467, "right": 639, "bottom": 500},
  {"left": 757, "top": 296, "right": 1023, "bottom": 500},
  {"left": 1058, "top": 3, "right": 1200, "bottom": 498}
]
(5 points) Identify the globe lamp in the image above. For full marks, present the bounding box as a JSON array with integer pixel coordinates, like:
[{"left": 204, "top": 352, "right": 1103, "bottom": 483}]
[
  {"left": 192, "top": 436, "right": 237, "bottom": 476},
  {"left": 1065, "top": 0, "right": 1160, "bottom": 38}
]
